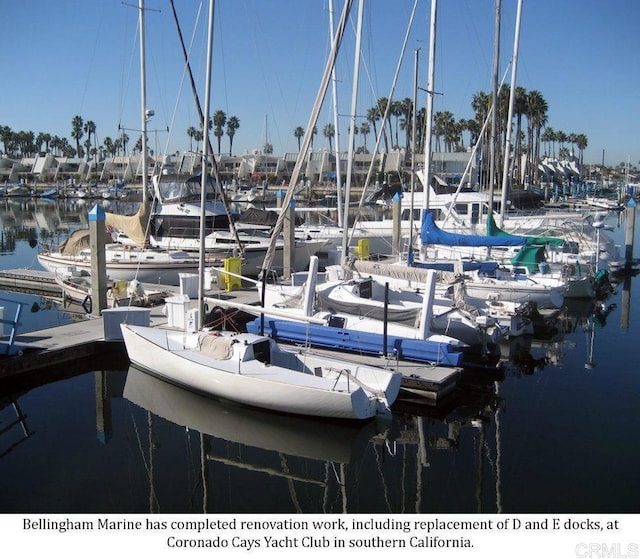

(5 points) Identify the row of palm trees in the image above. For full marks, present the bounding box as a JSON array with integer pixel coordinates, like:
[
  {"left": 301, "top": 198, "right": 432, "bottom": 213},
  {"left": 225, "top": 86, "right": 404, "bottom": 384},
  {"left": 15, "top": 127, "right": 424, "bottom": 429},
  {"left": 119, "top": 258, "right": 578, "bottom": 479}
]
[
  {"left": 291, "top": 87, "right": 589, "bottom": 186},
  {"left": 186, "top": 110, "right": 240, "bottom": 156},
  {"left": 2, "top": 87, "right": 589, "bottom": 187}
]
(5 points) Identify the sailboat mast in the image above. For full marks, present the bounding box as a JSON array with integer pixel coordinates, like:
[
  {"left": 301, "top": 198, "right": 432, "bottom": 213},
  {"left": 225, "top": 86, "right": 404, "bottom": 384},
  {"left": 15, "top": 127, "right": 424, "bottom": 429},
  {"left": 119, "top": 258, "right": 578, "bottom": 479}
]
[
  {"left": 488, "top": 0, "right": 501, "bottom": 206},
  {"left": 139, "top": 0, "right": 148, "bottom": 204},
  {"left": 329, "top": 0, "right": 343, "bottom": 227},
  {"left": 420, "top": 0, "right": 437, "bottom": 220},
  {"left": 198, "top": 0, "right": 215, "bottom": 325},
  {"left": 340, "top": 0, "right": 364, "bottom": 265},
  {"left": 259, "top": 0, "right": 352, "bottom": 278},
  {"left": 408, "top": 47, "right": 419, "bottom": 247},
  {"left": 499, "top": 0, "right": 523, "bottom": 226}
]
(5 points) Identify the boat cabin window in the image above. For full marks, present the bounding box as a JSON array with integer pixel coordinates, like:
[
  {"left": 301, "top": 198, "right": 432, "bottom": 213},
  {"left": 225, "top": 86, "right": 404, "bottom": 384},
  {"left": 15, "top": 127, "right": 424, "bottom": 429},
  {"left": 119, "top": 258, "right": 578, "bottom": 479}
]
[
  {"left": 252, "top": 339, "right": 271, "bottom": 364},
  {"left": 454, "top": 203, "right": 469, "bottom": 215},
  {"left": 471, "top": 203, "right": 480, "bottom": 224},
  {"left": 328, "top": 316, "right": 346, "bottom": 328},
  {"left": 156, "top": 177, "right": 217, "bottom": 204}
]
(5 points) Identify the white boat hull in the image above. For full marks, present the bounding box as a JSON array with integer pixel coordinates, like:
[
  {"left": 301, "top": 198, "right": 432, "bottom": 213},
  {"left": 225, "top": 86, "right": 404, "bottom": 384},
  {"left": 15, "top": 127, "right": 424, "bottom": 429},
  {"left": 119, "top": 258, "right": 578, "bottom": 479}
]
[
  {"left": 38, "top": 250, "right": 200, "bottom": 285},
  {"left": 120, "top": 325, "right": 401, "bottom": 420}
]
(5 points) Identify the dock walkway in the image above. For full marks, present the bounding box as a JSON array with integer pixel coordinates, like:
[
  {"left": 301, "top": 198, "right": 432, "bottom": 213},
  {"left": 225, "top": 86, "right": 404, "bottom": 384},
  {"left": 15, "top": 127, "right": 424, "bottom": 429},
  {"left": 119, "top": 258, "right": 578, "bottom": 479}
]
[{"left": 0, "top": 269, "right": 459, "bottom": 401}]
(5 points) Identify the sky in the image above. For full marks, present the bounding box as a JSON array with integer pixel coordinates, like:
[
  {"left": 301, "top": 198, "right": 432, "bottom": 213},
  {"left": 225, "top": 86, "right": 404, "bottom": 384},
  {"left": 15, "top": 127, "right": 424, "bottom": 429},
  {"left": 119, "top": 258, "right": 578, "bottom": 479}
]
[{"left": 1, "top": 0, "right": 638, "bottom": 168}]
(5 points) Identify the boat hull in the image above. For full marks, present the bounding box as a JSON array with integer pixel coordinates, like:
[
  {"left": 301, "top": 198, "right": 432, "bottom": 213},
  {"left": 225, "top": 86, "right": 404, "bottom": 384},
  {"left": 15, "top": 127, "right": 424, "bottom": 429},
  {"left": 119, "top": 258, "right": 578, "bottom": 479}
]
[{"left": 120, "top": 324, "right": 400, "bottom": 420}]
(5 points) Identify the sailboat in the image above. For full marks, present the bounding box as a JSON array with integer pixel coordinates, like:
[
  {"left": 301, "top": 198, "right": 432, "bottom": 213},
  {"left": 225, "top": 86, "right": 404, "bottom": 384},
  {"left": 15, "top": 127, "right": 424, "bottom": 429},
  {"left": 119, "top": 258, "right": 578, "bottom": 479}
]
[
  {"left": 36, "top": 1, "right": 202, "bottom": 286},
  {"left": 143, "top": 171, "right": 328, "bottom": 275},
  {"left": 120, "top": 0, "right": 401, "bottom": 421}
]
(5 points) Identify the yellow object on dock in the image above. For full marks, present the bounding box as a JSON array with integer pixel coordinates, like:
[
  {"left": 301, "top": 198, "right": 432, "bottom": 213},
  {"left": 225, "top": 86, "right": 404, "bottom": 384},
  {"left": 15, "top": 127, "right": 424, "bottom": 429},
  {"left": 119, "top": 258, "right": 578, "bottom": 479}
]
[
  {"left": 354, "top": 238, "right": 370, "bottom": 260},
  {"left": 221, "top": 257, "right": 242, "bottom": 292}
]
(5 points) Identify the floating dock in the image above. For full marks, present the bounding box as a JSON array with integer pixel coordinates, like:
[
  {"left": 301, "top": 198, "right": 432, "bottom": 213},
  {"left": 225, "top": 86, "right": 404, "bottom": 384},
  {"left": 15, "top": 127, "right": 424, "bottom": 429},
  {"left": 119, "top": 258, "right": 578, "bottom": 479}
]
[{"left": 0, "top": 269, "right": 460, "bottom": 402}]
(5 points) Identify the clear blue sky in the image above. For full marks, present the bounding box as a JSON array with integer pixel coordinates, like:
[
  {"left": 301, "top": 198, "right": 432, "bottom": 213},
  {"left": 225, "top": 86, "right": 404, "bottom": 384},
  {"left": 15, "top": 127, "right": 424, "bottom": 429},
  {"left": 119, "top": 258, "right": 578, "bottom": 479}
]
[{"left": 1, "top": 0, "right": 638, "bottom": 167}]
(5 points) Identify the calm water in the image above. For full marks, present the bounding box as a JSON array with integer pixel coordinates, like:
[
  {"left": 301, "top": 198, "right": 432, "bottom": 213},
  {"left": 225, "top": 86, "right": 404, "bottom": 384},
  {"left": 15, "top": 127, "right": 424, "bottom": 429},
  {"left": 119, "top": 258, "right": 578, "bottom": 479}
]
[{"left": 0, "top": 197, "right": 639, "bottom": 513}]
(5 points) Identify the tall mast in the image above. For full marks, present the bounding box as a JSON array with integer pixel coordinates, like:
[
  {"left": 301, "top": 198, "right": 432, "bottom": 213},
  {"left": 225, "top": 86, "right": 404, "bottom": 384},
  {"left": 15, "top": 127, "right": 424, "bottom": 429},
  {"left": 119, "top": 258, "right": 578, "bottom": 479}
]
[
  {"left": 488, "top": 0, "right": 501, "bottom": 207},
  {"left": 139, "top": 0, "right": 148, "bottom": 204},
  {"left": 408, "top": 47, "right": 419, "bottom": 248},
  {"left": 198, "top": 0, "right": 215, "bottom": 326},
  {"left": 329, "top": 0, "right": 343, "bottom": 227},
  {"left": 420, "top": 0, "right": 437, "bottom": 220},
  {"left": 340, "top": 0, "right": 364, "bottom": 265},
  {"left": 499, "top": 0, "right": 523, "bottom": 226}
]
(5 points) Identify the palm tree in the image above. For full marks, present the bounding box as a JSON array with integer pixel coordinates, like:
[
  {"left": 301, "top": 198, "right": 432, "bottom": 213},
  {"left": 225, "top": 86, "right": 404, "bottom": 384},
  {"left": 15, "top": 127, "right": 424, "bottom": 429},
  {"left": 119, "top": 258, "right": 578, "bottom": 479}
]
[
  {"left": 293, "top": 126, "right": 305, "bottom": 151},
  {"left": 513, "top": 86, "right": 528, "bottom": 184},
  {"left": 83, "top": 120, "right": 96, "bottom": 158},
  {"left": 193, "top": 129, "right": 203, "bottom": 153},
  {"left": 399, "top": 97, "right": 413, "bottom": 152},
  {"left": 390, "top": 100, "right": 404, "bottom": 149},
  {"left": 0, "top": 125, "right": 13, "bottom": 155},
  {"left": 103, "top": 136, "right": 115, "bottom": 157},
  {"left": 366, "top": 106, "right": 381, "bottom": 150},
  {"left": 263, "top": 143, "right": 273, "bottom": 155},
  {"left": 119, "top": 131, "right": 129, "bottom": 156},
  {"left": 71, "top": 115, "right": 84, "bottom": 157},
  {"left": 310, "top": 126, "right": 317, "bottom": 149},
  {"left": 575, "top": 133, "right": 588, "bottom": 169},
  {"left": 211, "top": 110, "right": 226, "bottom": 155},
  {"left": 226, "top": 115, "right": 240, "bottom": 156},
  {"left": 359, "top": 121, "right": 370, "bottom": 153},
  {"left": 525, "top": 90, "right": 548, "bottom": 184},
  {"left": 323, "top": 123, "right": 335, "bottom": 153},
  {"left": 186, "top": 126, "right": 197, "bottom": 151},
  {"left": 375, "top": 97, "right": 391, "bottom": 152}
]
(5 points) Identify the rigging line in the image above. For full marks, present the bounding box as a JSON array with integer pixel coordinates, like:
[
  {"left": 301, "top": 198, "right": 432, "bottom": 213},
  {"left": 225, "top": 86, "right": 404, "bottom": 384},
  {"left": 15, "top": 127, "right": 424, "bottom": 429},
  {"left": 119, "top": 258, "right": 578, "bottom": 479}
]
[
  {"left": 349, "top": 0, "right": 419, "bottom": 244},
  {"left": 78, "top": 4, "right": 105, "bottom": 118},
  {"left": 260, "top": 0, "right": 354, "bottom": 278},
  {"left": 159, "top": 2, "right": 204, "bottom": 163},
  {"left": 118, "top": 6, "right": 141, "bottom": 130},
  {"left": 169, "top": 0, "right": 245, "bottom": 255}
]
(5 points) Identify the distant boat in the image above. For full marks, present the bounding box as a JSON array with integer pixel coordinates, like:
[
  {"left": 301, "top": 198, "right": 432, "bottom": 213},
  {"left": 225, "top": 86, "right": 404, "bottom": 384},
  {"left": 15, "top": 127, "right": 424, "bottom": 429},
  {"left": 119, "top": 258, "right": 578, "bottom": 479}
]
[
  {"left": 4, "top": 184, "right": 31, "bottom": 197},
  {"left": 37, "top": 226, "right": 204, "bottom": 285}
]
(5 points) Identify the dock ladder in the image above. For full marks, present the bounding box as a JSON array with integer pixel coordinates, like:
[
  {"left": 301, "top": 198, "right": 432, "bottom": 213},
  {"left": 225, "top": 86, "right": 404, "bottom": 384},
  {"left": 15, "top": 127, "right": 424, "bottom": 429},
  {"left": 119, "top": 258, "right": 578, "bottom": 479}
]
[{"left": 0, "top": 297, "right": 26, "bottom": 356}]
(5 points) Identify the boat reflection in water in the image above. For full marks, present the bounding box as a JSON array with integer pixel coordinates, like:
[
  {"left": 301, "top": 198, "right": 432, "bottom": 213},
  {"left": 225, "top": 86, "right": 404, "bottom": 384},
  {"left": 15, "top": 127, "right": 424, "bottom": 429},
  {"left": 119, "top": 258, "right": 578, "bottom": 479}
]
[
  {"left": 120, "top": 365, "right": 504, "bottom": 514},
  {"left": 122, "top": 365, "right": 386, "bottom": 513}
]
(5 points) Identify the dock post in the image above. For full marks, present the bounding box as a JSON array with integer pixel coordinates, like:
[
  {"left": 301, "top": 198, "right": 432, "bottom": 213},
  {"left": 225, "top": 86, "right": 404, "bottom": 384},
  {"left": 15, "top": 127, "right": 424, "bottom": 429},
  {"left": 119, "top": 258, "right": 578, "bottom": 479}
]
[
  {"left": 624, "top": 197, "right": 636, "bottom": 265},
  {"left": 89, "top": 204, "right": 108, "bottom": 314},
  {"left": 392, "top": 192, "right": 401, "bottom": 257},
  {"left": 283, "top": 199, "right": 295, "bottom": 280}
]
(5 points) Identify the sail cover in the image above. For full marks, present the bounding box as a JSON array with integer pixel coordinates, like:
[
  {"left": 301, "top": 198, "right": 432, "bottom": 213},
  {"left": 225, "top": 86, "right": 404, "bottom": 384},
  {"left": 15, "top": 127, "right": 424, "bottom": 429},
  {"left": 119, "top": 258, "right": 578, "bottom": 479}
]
[
  {"left": 420, "top": 211, "right": 527, "bottom": 247},
  {"left": 486, "top": 211, "right": 564, "bottom": 247}
]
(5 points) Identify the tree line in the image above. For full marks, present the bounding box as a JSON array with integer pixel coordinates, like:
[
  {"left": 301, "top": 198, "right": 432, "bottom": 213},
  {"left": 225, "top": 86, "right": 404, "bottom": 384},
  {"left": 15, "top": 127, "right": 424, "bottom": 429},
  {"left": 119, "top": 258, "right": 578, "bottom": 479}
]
[
  {"left": 293, "top": 86, "right": 590, "bottom": 186},
  {"left": 1, "top": 87, "right": 592, "bottom": 185}
]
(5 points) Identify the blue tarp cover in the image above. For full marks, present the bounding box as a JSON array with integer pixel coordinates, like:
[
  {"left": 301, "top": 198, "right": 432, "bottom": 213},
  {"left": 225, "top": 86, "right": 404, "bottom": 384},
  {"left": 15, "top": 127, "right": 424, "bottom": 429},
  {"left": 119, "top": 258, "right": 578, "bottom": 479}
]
[{"left": 420, "top": 211, "right": 527, "bottom": 247}]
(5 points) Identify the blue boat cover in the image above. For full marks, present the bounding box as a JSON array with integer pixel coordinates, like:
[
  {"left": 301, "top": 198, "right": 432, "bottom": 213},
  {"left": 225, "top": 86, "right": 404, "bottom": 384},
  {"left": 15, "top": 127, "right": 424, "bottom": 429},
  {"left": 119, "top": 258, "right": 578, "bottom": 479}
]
[
  {"left": 420, "top": 211, "right": 527, "bottom": 247},
  {"left": 246, "top": 317, "right": 464, "bottom": 367}
]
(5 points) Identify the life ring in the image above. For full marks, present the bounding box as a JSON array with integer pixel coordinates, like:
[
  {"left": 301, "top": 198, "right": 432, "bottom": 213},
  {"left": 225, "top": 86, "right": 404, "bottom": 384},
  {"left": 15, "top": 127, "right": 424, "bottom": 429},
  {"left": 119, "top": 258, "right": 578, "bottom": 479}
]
[{"left": 82, "top": 294, "right": 92, "bottom": 314}]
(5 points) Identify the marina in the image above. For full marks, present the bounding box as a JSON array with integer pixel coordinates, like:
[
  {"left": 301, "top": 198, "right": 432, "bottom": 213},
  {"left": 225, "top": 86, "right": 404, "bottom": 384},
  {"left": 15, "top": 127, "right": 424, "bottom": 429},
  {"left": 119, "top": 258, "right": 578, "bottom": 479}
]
[
  {"left": 0, "top": 197, "right": 639, "bottom": 513},
  {"left": 1, "top": 1, "right": 639, "bottom": 534}
]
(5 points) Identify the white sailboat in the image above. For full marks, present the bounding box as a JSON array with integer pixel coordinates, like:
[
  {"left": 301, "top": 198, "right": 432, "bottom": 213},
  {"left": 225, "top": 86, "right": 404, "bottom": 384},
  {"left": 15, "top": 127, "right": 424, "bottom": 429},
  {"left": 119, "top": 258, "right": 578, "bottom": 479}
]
[
  {"left": 120, "top": 0, "right": 401, "bottom": 421},
  {"left": 36, "top": 1, "right": 203, "bottom": 286}
]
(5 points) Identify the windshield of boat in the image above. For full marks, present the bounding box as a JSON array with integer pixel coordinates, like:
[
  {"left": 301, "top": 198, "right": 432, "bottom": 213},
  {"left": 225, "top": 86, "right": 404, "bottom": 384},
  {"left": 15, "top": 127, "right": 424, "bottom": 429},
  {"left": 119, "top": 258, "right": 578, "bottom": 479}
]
[{"left": 156, "top": 177, "right": 217, "bottom": 204}]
